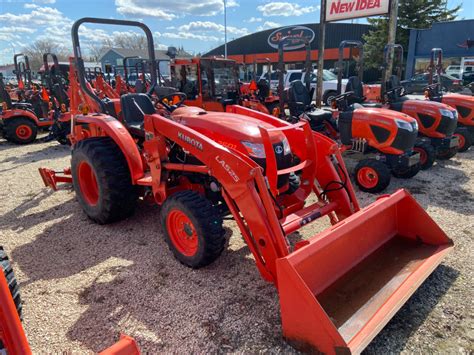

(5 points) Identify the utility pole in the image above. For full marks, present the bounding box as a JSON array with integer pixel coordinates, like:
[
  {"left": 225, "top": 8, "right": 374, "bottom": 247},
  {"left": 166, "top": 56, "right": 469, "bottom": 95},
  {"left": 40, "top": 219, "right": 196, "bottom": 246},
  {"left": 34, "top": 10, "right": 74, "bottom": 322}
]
[
  {"left": 384, "top": 0, "right": 399, "bottom": 85},
  {"left": 316, "top": 0, "right": 326, "bottom": 108},
  {"left": 224, "top": 0, "right": 228, "bottom": 58}
]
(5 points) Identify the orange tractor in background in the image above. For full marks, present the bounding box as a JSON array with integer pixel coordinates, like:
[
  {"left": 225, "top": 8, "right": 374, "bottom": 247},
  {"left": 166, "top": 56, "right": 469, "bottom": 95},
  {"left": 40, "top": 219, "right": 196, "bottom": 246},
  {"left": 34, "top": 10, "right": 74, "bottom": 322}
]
[
  {"left": 38, "top": 17, "right": 454, "bottom": 354},
  {"left": 425, "top": 48, "right": 473, "bottom": 151},
  {"left": 0, "top": 246, "right": 140, "bottom": 354}
]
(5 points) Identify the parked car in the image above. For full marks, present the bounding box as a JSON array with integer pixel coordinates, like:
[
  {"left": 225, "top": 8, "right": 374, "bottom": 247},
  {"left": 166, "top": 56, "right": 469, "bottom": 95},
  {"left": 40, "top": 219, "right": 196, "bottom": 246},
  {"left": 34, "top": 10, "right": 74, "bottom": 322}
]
[
  {"left": 401, "top": 73, "right": 462, "bottom": 93},
  {"left": 260, "top": 69, "right": 348, "bottom": 105},
  {"left": 446, "top": 64, "right": 474, "bottom": 78}
]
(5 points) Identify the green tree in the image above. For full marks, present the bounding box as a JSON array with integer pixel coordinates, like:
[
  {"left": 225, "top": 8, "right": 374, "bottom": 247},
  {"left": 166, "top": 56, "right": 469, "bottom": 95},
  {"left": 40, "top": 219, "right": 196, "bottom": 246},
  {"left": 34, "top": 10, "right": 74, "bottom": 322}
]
[{"left": 363, "top": 0, "right": 461, "bottom": 70}]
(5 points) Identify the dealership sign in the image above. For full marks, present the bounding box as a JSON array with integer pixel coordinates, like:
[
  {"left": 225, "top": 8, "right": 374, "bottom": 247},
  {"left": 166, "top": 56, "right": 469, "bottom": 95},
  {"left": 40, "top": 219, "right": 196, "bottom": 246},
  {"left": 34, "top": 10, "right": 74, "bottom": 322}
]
[
  {"left": 326, "top": 0, "right": 390, "bottom": 22},
  {"left": 267, "top": 26, "right": 315, "bottom": 50}
]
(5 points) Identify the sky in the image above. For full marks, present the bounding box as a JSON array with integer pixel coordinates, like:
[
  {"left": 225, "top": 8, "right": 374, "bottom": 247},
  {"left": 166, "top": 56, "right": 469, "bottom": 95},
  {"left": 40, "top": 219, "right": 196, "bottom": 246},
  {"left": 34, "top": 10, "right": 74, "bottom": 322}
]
[{"left": 0, "top": 0, "right": 471, "bottom": 65}]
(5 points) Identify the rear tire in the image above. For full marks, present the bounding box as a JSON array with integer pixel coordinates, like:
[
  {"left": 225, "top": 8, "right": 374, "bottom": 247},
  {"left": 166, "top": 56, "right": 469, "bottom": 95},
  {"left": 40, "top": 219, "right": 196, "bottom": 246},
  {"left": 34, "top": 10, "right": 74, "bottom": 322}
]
[
  {"left": 265, "top": 102, "right": 280, "bottom": 117},
  {"left": 160, "top": 191, "right": 225, "bottom": 268},
  {"left": 414, "top": 140, "right": 436, "bottom": 170},
  {"left": 454, "top": 127, "right": 472, "bottom": 152},
  {"left": 0, "top": 246, "right": 22, "bottom": 319},
  {"left": 3, "top": 117, "right": 37, "bottom": 144},
  {"left": 354, "top": 159, "right": 391, "bottom": 193},
  {"left": 71, "top": 137, "right": 137, "bottom": 224}
]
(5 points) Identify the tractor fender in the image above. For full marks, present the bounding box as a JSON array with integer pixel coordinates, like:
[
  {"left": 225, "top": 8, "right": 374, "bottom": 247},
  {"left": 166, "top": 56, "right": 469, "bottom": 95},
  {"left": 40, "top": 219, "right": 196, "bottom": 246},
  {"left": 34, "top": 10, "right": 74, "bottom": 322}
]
[
  {"left": 75, "top": 115, "right": 144, "bottom": 182},
  {"left": 2, "top": 109, "right": 39, "bottom": 125}
]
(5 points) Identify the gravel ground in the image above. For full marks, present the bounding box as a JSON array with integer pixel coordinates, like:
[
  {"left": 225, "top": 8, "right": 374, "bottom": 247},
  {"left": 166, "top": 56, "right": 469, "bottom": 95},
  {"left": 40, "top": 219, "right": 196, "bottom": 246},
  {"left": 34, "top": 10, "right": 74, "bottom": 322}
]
[{"left": 0, "top": 137, "right": 472, "bottom": 354}]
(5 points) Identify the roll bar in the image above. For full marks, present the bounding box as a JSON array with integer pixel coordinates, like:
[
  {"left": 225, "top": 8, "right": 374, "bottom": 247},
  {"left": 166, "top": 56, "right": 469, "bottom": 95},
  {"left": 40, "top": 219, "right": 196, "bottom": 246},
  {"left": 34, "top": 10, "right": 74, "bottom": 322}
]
[
  {"left": 252, "top": 57, "right": 272, "bottom": 82},
  {"left": 13, "top": 54, "right": 32, "bottom": 88},
  {"left": 336, "top": 40, "right": 364, "bottom": 95},
  {"left": 71, "top": 17, "right": 157, "bottom": 113},
  {"left": 123, "top": 56, "right": 139, "bottom": 84},
  {"left": 42, "top": 53, "right": 59, "bottom": 74},
  {"left": 428, "top": 48, "right": 443, "bottom": 85},
  {"left": 381, "top": 44, "right": 404, "bottom": 97}
]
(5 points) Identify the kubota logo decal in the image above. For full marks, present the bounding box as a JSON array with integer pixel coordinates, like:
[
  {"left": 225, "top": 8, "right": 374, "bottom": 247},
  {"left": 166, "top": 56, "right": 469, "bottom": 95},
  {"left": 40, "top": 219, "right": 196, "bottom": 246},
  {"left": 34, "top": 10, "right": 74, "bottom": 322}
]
[
  {"left": 215, "top": 156, "right": 240, "bottom": 182},
  {"left": 178, "top": 132, "right": 203, "bottom": 151}
]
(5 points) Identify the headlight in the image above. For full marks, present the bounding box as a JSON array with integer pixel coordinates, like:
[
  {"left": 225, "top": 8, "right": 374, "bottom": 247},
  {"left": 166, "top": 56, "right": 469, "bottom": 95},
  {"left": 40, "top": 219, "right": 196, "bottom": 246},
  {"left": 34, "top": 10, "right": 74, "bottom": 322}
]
[
  {"left": 452, "top": 110, "right": 458, "bottom": 120},
  {"left": 242, "top": 141, "right": 266, "bottom": 158},
  {"left": 395, "top": 119, "right": 414, "bottom": 132},
  {"left": 439, "top": 109, "right": 454, "bottom": 118},
  {"left": 281, "top": 137, "right": 291, "bottom": 155},
  {"left": 412, "top": 120, "right": 418, "bottom": 131}
]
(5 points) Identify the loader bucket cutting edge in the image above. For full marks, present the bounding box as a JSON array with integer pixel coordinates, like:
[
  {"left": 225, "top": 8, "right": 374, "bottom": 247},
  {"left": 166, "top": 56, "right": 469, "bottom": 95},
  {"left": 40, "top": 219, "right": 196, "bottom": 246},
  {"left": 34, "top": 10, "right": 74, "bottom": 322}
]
[{"left": 276, "top": 189, "right": 453, "bottom": 355}]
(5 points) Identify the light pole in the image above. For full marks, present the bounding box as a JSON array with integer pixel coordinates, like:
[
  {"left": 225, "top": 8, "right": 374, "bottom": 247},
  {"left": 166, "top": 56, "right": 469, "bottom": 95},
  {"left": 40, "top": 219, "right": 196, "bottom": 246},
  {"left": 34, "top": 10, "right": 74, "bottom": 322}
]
[{"left": 224, "top": 0, "right": 227, "bottom": 58}]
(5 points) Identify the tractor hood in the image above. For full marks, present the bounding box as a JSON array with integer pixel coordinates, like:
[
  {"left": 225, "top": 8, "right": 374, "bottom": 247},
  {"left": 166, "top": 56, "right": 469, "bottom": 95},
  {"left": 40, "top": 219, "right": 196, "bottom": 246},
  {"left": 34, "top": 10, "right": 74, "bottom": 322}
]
[{"left": 171, "top": 106, "right": 286, "bottom": 147}]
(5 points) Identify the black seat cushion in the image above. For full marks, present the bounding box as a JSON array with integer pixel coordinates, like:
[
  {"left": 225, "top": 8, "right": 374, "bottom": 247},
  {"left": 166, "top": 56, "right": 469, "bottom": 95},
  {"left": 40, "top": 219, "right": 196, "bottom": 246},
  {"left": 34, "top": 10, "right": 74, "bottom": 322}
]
[
  {"left": 120, "top": 94, "right": 155, "bottom": 134},
  {"left": 288, "top": 80, "right": 312, "bottom": 116},
  {"left": 345, "top": 76, "right": 365, "bottom": 104},
  {"left": 257, "top": 79, "right": 270, "bottom": 100},
  {"left": 306, "top": 109, "right": 336, "bottom": 131}
]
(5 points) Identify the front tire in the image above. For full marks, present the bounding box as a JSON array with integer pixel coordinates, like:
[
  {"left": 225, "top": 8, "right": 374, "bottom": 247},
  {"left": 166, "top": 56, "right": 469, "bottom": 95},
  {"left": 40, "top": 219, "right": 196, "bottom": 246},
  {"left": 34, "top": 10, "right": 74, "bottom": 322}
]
[
  {"left": 436, "top": 146, "right": 458, "bottom": 160},
  {"left": 0, "top": 247, "right": 22, "bottom": 319},
  {"left": 160, "top": 191, "right": 225, "bottom": 268},
  {"left": 391, "top": 163, "right": 421, "bottom": 179},
  {"left": 3, "top": 117, "right": 38, "bottom": 144},
  {"left": 354, "top": 159, "right": 391, "bottom": 193},
  {"left": 71, "top": 137, "right": 137, "bottom": 224},
  {"left": 453, "top": 127, "right": 472, "bottom": 152},
  {"left": 413, "top": 140, "right": 436, "bottom": 170}
]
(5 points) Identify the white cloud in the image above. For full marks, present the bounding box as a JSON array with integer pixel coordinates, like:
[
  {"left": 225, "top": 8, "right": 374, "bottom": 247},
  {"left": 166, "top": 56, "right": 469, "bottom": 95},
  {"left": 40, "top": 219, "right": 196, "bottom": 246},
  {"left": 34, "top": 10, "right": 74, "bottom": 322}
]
[
  {"left": 115, "top": 0, "right": 237, "bottom": 20},
  {"left": 161, "top": 32, "right": 221, "bottom": 42},
  {"left": 247, "top": 17, "right": 262, "bottom": 23},
  {"left": 257, "top": 2, "right": 318, "bottom": 17},
  {"left": 33, "top": 0, "right": 56, "bottom": 3},
  {"left": 24, "top": 3, "right": 39, "bottom": 9},
  {"left": 178, "top": 21, "right": 248, "bottom": 36},
  {"left": 256, "top": 21, "right": 281, "bottom": 31}
]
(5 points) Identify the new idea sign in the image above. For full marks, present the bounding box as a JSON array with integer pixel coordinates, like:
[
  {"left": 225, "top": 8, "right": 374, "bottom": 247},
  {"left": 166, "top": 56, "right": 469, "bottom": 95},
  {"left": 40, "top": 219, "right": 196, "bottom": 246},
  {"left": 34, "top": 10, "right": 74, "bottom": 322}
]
[{"left": 326, "top": 0, "right": 390, "bottom": 22}]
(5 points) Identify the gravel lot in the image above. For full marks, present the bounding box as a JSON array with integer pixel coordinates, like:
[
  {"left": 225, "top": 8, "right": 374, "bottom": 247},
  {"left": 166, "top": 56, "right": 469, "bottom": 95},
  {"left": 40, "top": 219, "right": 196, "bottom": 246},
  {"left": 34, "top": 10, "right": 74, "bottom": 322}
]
[{"left": 0, "top": 137, "right": 472, "bottom": 353}]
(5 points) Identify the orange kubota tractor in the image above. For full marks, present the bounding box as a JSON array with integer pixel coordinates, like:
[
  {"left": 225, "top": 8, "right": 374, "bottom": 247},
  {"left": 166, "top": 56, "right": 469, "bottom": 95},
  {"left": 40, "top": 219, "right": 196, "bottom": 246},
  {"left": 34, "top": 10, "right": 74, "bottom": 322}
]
[
  {"left": 0, "top": 54, "right": 57, "bottom": 144},
  {"left": 0, "top": 246, "right": 140, "bottom": 354},
  {"left": 39, "top": 18, "right": 454, "bottom": 354},
  {"left": 285, "top": 40, "right": 421, "bottom": 193},
  {"left": 367, "top": 44, "right": 460, "bottom": 168},
  {"left": 425, "top": 48, "right": 473, "bottom": 151}
]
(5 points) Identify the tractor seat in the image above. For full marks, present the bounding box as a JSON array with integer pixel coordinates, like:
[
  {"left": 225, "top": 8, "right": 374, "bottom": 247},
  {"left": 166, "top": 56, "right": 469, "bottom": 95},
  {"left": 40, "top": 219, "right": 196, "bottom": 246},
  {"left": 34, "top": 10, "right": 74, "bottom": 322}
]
[
  {"left": 385, "top": 75, "right": 408, "bottom": 103},
  {"left": 120, "top": 93, "right": 155, "bottom": 135},
  {"left": 257, "top": 79, "right": 270, "bottom": 99},
  {"left": 345, "top": 76, "right": 366, "bottom": 105},
  {"left": 306, "top": 109, "right": 337, "bottom": 131},
  {"left": 287, "top": 80, "right": 312, "bottom": 116}
]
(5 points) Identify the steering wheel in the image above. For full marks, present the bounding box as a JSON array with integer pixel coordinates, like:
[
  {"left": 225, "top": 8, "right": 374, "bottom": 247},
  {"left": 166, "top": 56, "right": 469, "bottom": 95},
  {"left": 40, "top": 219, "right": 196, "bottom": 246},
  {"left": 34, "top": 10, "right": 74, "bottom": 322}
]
[
  {"left": 158, "top": 92, "right": 187, "bottom": 112},
  {"left": 385, "top": 85, "right": 404, "bottom": 96},
  {"left": 331, "top": 91, "right": 355, "bottom": 103},
  {"left": 423, "top": 83, "right": 440, "bottom": 91}
]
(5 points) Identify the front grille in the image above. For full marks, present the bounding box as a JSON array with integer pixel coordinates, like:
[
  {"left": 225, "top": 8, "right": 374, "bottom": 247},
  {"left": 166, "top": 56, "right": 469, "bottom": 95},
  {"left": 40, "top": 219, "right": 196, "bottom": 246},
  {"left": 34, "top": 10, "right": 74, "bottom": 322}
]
[
  {"left": 436, "top": 114, "right": 457, "bottom": 136},
  {"left": 253, "top": 143, "right": 293, "bottom": 188},
  {"left": 456, "top": 105, "right": 471, "bottom": 119},
  {"left": 391, "top": 126, "right": 418, "bottom": 152}
]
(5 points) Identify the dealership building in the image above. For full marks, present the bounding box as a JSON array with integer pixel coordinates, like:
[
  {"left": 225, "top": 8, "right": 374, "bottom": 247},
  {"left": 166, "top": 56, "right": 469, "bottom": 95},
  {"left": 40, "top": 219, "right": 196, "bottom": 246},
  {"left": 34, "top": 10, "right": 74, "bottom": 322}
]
[
  {"left": 406, "top": 19, "right": 474, "bottom": 78},
  {"left": 205, "top": 23, "right": 371, "bottom": 74}
]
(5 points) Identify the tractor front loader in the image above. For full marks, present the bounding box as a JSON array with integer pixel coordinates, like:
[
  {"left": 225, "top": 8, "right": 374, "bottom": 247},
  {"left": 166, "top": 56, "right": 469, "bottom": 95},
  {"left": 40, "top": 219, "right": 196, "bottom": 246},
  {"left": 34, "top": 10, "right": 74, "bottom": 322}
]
[{"left": 39, "top": 17, "right": 453, "bottom": 354}]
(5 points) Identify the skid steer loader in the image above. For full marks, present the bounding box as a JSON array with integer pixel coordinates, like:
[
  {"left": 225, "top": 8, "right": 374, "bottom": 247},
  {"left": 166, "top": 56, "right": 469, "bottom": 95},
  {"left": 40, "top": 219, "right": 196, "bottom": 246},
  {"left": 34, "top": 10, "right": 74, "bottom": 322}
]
[{"left": 39, "top": 18, "right": 453, "bottom": 354}]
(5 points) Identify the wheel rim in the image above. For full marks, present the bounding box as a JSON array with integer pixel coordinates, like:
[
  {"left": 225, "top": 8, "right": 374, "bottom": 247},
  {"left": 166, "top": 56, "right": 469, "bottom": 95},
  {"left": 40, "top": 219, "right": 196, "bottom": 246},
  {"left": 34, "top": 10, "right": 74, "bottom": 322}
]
[
  {"left": 15, "top": 124, "right": 33, "bottom": 140},
  {"left": 414, "top": 147, "right": 427, "bottom": 165},
  {"left": 454, "top": 133, "right": 465, "bottom": 150},
  {"left": 326, "top": 95, "right": 335, "bottom": 106},
  {"left": 166, "top": 209, "right": 198, "bottom": 257},
  {"left": 357, "top": 166, "right": 379, "bottom": 189},
  {"left": 77, "top": 161, "right": 99, "bottom": 206}
]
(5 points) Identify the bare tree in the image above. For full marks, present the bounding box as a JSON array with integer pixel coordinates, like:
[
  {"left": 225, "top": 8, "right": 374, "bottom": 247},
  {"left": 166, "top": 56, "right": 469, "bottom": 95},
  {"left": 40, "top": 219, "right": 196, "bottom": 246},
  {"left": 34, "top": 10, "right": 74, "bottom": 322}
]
[
  {"left": 22, "top": 40, "right": 69, "bottom": 71},
  {"left": 112, "top": 33, "right": 148, "bottom": 50}
]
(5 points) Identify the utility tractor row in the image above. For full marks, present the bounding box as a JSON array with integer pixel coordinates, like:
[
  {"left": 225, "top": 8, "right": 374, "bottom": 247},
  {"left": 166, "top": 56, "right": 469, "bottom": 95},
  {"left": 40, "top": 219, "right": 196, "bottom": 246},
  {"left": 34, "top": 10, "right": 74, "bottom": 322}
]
[{"left": 1, "top": 16, "right": 471, "bottom": 354}]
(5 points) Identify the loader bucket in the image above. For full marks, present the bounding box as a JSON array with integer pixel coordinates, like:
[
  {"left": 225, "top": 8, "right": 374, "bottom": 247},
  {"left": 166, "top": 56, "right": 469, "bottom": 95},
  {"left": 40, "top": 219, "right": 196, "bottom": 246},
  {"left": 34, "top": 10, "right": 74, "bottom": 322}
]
[{"left": 276, "top": 189, "right": 453, "bottom": 355}]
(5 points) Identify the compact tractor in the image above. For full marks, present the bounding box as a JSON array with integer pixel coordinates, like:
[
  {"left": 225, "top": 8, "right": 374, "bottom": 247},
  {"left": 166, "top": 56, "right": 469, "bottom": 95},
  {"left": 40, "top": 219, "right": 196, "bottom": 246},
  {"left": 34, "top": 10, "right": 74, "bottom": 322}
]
[
  {"left": 375, "top": 44, "right": 459, "bottom": 168},
  {"left": 39, "top": 18, "right": 454, "bottom": 354},
  {"left": 425, "top": 48, "right": 473, "bottom": 151},
  {"left": 0, "top": 246, "right": 140, "bottom": 354},
  {"left": 285, "top": 40, "right": 421, "bottom": 193},
  {"left": 0, "top": 54, "right": 69, "bottom": 144}
]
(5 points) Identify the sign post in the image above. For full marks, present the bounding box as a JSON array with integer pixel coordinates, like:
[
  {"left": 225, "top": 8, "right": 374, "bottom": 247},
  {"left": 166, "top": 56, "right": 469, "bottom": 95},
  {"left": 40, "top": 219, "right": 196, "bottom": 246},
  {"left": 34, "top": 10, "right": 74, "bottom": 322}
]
[{"left": 316, "top": 0, "right": 326, "bottom": 108}]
